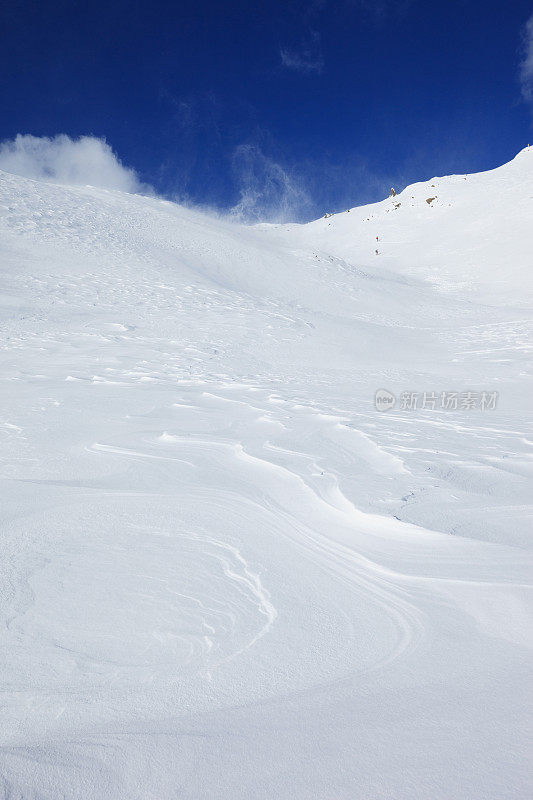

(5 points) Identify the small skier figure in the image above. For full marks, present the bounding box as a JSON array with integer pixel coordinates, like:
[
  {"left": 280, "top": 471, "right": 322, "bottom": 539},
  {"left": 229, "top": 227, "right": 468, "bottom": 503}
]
[{"left": 390, "top": 187, "right": 396, "bottom": 197}]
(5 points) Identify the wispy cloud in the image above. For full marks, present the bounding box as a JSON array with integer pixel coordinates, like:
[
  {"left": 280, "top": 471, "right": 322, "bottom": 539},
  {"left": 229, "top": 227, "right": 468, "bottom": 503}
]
[
  {"left": 278, "top": 0, "right": 413, "bottom": 74},
  {"left": 519, "top": 13, "right": 533, "bottom": 106},
  {"left": 350, "top": 0, "right": 415, "bottom": 21},
  {"left": 280, "top": 30, "right": 324, "bottom": 74},
  {"left": 279, "top": 0, "right": 325, "bottom": 75},
  {"left": 0, "top": 134, "right": 148, "bottom": 193}
]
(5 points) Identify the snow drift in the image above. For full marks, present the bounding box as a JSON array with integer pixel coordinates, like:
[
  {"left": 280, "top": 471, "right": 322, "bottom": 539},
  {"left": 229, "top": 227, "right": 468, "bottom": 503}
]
[{"left": 0, "top": 148, "right": 532, "bottom": 799}]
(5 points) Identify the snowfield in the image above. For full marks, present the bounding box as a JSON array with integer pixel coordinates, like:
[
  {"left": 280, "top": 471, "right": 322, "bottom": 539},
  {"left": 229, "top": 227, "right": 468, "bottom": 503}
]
[{"left": 0, "top": 149, "right": 532, "bottom": 799}]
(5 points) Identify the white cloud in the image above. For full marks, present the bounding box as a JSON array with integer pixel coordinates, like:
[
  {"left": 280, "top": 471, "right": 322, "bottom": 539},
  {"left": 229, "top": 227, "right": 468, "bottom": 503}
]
[
  {"left": 0, "top": 134, "right": 146, "bottom": 193},
  {"left": 520, "top": 14, "right": 533, "bottom": 105},
  {"left": 280, "top": 31, "right": 323, "bottom": 74},
  {"left": 230, "top": 144, "right": 311, "bottom": 223}
]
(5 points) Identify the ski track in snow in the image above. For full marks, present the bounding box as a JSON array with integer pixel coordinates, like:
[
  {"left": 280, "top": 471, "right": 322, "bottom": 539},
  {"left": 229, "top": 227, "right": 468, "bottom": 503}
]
[{"left": 0, "top": 153, "right": 532, "bottom": 799}]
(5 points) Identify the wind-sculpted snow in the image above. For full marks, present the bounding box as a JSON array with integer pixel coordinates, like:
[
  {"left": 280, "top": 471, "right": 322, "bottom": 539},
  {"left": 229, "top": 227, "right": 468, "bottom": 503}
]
[{"left": 0, "top": 152, "right": 532, "bottom": 799}]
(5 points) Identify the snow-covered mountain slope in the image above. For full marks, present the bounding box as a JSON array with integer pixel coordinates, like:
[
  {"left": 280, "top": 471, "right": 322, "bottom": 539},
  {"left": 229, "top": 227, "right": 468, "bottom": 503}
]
[
  {"left": 0, "top": 149, "right": 532, "bottom": 800},
  {"left": 283, "top": 146, "right": 533, "bottom": 304}
]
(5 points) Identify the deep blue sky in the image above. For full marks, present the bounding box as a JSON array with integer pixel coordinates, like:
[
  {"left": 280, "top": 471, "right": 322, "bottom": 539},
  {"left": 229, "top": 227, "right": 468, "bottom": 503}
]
[{"left": 1, "top": 0, "right": 532, "bottom": 220}]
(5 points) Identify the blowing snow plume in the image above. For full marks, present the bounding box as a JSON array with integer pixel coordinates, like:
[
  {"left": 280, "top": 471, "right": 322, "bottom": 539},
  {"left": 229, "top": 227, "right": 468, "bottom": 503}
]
[
  {"left": 0, "top": 134, "right": 145, "bottom": 193},
  {"left": 230, "top": 144, "right": 311, "bottom": 223}
]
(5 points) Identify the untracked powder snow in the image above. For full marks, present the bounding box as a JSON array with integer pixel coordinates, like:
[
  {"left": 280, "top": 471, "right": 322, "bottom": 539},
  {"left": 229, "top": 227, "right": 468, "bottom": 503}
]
[{"left": 0, "top": 148, "right": 532, "bottom": 799}]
